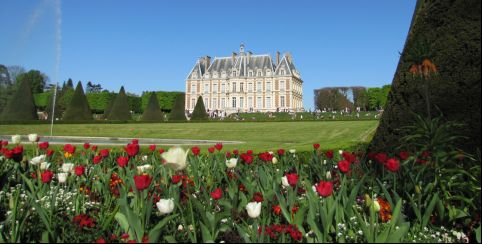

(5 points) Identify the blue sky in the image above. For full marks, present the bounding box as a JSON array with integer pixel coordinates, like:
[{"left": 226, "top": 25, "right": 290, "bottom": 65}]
[{"left": 0, "top": 0, "right": 416, "bottom": 110}]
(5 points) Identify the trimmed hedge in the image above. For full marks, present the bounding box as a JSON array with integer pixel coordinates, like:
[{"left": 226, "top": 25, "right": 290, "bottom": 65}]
[
  {"left": 140, "top": 91, "right": 184, "bottom": 112},
  {"left": 0, "top": 79, "right": 37, "bottom": 121},
  {"left": 169, "top": 94, "right": 187, "bottom": 121},
  {"left": 141, "top": 92, "right": 164, "bottom": 122},
  {"left": 191, "top": 96, "right": 208, "bottom": 121},
  {"left": 107, "top": 86, "right": 132, "bottom": 121},
  {"left": 369, "top": 0, "right": 481, "bottom": 153},
  {"left": 63, "top": 82, "right": 93, "bottom": 121}
]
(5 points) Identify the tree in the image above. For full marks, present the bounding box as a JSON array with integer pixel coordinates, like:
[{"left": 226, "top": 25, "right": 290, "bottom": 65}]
[
  {"left": 169, "top": 94, "right": 187, "bottom": 121},
  {"left": 141, "top": 92, "right": 164, "bottom": 122},
  {"left": 7, "top": 65, "right": 25, "bottom": 84},
  {"left": 107, "top": 86, "right": 132, "bottom": 121},
  {"left": 86, "top": 81, "right": 103, "bottom": 93},
  {"left": 370, "top": 0, "right": 481, "bottom": 153},
  {"left": 191, "top": 96, "right": 208, "bottom": 121},
  {"left": 16, "top": 70, "right": 47, "bottom": 94},
  {"left": 0, "top": 65, "right": 11, "bottom": 87},
  {"left": 352, "top": 87, "right": 369, "bottom": 111},
  {"left": 63, "top": 82, "right": 93, "bottom": 121},
  {"left": 0, "top": 79, "right": 37, "bottom": 121}
]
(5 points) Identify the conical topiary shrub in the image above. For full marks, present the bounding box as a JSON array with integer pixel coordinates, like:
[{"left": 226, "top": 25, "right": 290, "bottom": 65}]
[
  {"left": 107, "top": 86, "right": 132, "bottom": 121},
  {"left": 63, "top": 82, "right": 93, "bottom": 121},
  {"left": 141, "top": 92, "right": 164, "bottom": 122},
  {"left": 169, "top": 93, "right": 186, "bottom": 121},
  {"left": 0, "top": 79, "right": 37, "bottom": 121},
  {"left": 191, "top": 96, "right": 208, "bottom": 121}
]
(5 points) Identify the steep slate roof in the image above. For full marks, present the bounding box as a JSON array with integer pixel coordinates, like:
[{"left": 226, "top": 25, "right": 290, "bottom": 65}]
[{"left": 187, "top": 47, "right": 300, "bottom": 79}]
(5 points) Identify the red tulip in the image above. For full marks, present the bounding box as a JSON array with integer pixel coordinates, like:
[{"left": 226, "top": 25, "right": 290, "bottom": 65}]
[
  {"left": 91, "top": 145, "right": 98, "bottom": 152},
  {"left": 191, "top": 146, "right": 201, "bottom": 156},
  {"left": 315, "top": 181, "right": 333, "bottom": 197},
  {"left": 100, "top": 149, "right": 109, "bottom": 158},
  {"left": 93, "top": 155, "right": 103, "bottom": 164},
  {"left": 277, "top": 149, "right": 285, "bottom": 156},
  {"left": 117, "top": 156, "right": 129, "bottom": 168},
  {"left": 83, "top": 143, "right": 90, "bottom": 149},
  {"left": 325, "top": 150, "right": 334, "bottom": 159},
  {"left": 134, "top": 174, "right": 152, "bottom": 191},
  {"left": 46, "top": 149, "right": 54, "bottom": 157},
  {"left": 149, "top": 144, "right": 156, "bottom": 152},
  {"left": 233, "top": 149, "right": 239, "bottom": 155},
  {"left": 399, "top": 151, "right": 410, "bottom": 160},
  {"left": 74, "top": 166, "right": 85, "bottom": 176},
  {"left": 158, "top": 148, "right": 165, "bottom": 154},
  {"left": 208, "top": 147, "right": 215, "bottom": 154},
  {"left": 225, "top": 151, "right": 231, "bottom": 158},
  {"left": 286, "top": 173, "right": 299, "bottom": 186},
  {"left": 210, "top": 188, "right": 223, "bottom": 200},
  {"left": 215, "top": 143, "right": 223, "bottom": 151},
  {"left": 41, "top": 170, "right": 54, "bottom": 183},
  {"left": 247, "top": 150, "right": 253, "bottom": 155},
  {"left": 38, "top": 141, "right": 49, "bottom": 150},
  {"left": 125, "top": 143, "right": 139, "bottom": 157},
  {"left": 273, "top": 205, "right": 282, "bottom": 215},
  {"left": 337, "top": 160, "right": 351, "bottom": 173},
  {"left": 374, "top": 153, "right": 388, "bottom": 164},
  {"left": 132, "top": 139, "right": 139, "bottom": 144},
  {"left": 385, "top": 158, "right": 400, "bottom": 172},
  {"left": 253, "top": 192, "right": 264, "bottom": 202},
  {"left": 241, "top": 153, "right": 253, "bottom": 164},
  {"left": 313, "top": 143, "right": 320, "bottom": 150},
  {"left": 63, "top": 144, "right": 76, "bottom": 154},
  {"left": 171, "top": 175, "right": 181, "bottom": 184}
]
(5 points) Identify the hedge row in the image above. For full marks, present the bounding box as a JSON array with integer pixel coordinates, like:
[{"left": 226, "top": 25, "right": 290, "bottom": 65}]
[{"left": 35, "top": 90, "right": 183, "bottom": 114}]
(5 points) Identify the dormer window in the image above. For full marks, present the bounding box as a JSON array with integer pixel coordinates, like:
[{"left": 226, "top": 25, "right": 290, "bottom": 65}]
[
  {"left": 280, "top": 69, "right": 285, "bottom": 76},
  {"left": 257, "top": 71, "right": 262, "bottom": 76},
  {"left": 192, "top": 73, "right": 197, "bottom": 79},
  {"left": 248, "top": 71, "right": 253, "bottom": 77},
  {"left": 266, "top": 70, "right": 271, "bottom": 76},
  {"left": 232, "top": 71, "right": 237, "bottom": 77}
]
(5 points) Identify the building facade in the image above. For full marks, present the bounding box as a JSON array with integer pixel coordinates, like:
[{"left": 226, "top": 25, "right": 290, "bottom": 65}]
[{"left": 185, "top": 44, "right": 303, "bottom": 115}]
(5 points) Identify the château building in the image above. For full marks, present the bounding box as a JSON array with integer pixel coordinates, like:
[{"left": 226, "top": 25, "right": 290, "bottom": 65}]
[{"left": 185, "top": 44, "right": 303, "bottom": 115}]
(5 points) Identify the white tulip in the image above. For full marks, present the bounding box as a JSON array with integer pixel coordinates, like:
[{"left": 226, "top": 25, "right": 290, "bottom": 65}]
[
  {"left": 58, "top": 173, "right": 68, "bottom": 183},
  {"left": 137, "top": 164, "right": 152, "bottom": 174},
  {"left": 162, "top": 147, "right": 189, "bottom": 171},
  {"left": 29, "top": 155, "right": 46, "bottom": 166},
  {"left": 62, "top": 163, "right": 74, "bottom": 173},
  {"left": 339, "top": 150, "right": 343, "bottom": 156},
  {"left": 156, "top": 198, "right": 175, "bottom": 215},
  {"left": 326, "top": 171, "right": 332, "bottom": 179},
  {"left": 281, "top": 176, "right": 290, "bottom": 187},
  {"left": 225, "top": 158, "right": 237, "bottom": 168},
  {"left": 246, "top": 202, "right": 262, "bottom": 218},
  {"left": 142, "top": 155, "right": 148, "bottom": 161},
  {"left": 28, "top": 134, "right": 38, "bottom": 143},
  {"left": 289, "top": 149, "right": 296, "bottom": 154},
  {"left": 12, "top": 135, "right": 21, "bottom": 144},
  {"left": 272, "top": 157, "right": 278, "bottom": 164},
  {"left": 40, "top": 162, "right": 51, "bottom": 170}
]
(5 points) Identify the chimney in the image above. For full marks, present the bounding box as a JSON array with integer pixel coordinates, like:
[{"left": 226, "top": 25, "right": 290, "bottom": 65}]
[
  {"left": 276, "top": 51, "right": 280, "bottom": 65},
  {"left": 232, "top": 52, "right": 237, "bottom": 63},
  {"left": 205, "top": 56, "right": 211, "bottom": 69},
  {"left": 285, "top": 52, "right": 292, "bottom": 63},
  {"left": 247, "top": 51, "right": 252, "bottom": 64}
]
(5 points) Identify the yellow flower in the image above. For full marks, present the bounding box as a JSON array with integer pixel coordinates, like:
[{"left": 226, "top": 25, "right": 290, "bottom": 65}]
[{"left": 64, "top": 152, "right": 72, "bottom": 158}]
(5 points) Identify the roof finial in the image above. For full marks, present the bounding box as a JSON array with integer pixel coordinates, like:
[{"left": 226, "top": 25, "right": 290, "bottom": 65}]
[{"left": 240, "top": 43, "right": 245, "bottom": 53}]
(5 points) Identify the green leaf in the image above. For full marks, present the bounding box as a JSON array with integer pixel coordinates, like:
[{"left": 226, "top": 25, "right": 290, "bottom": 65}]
[
  {"left": 475, "top": 225, "right": 481, "bottom": 243},
  {"left": 114, "top": 212, "right": 130, "bottom": 233},
  {"left": 422, "top": 194, "right": 439, "bottom": 228},
  {"left": 148, "top": 214, "right": 179, "bottom": 242},
  {"left": 200, "top": 222, "right": 214, "bottom": 242}
]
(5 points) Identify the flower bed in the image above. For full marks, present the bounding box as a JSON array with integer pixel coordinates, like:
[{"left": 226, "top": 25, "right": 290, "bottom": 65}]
[{"left": 0, "top": 135, "right": 480, "bottom": 243}]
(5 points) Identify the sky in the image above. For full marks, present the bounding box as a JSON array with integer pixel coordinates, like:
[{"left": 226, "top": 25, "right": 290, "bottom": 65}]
[{"left": 0, "top": 0, "right": 416, "bottom": 110}]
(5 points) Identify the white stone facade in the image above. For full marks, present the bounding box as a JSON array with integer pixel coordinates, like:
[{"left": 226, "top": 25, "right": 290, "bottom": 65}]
[{"left": 185, "top": 44, "right": 303, "bottom": 115}]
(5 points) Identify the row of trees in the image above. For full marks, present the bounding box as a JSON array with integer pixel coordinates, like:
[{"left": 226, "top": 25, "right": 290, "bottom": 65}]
[
  {"left": 314, "top": 85, "right": 391, "bottom": 112},
  {"left": 0, "top": 78, "right": 188, "bottom": 122}
]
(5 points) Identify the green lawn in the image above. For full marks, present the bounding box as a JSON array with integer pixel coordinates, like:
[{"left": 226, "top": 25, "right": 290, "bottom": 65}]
[{"left": 0, "top": 121, "right": 379, "bottom": 151}]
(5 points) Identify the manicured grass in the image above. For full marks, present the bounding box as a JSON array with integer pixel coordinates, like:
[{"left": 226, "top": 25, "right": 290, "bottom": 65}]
[{"left": 0, "top": 121, "right": 378, "bottom": 151}]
